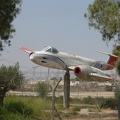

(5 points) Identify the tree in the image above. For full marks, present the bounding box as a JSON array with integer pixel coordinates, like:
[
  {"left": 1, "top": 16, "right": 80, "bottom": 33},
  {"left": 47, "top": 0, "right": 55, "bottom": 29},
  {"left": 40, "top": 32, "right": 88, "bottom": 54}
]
[
  {"left": 112, "top": 45, "right": 120, "bottom": 75},
  {"left": 84, "top": 0, "right": 120, "bottom": 43},
  {"left": 0, "top": 62, "right": 25, "bottom": 106},
  {"left": 113, "top": 45, "right": 120, "bottom": 56},
  {"left": 36, "top": 82, "right": 49, "bottom": 98},
  {"left": 0, "top": 0, "right": 22, "bottom": 50}
]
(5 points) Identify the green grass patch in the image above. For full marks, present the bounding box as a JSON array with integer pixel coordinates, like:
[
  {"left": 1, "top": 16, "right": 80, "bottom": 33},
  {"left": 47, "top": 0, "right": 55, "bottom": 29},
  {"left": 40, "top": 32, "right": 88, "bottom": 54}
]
[
  {"left": 3, "top": 95, "right": 52, "bottom": 120},
  {"left": 72, "top": 106, "right": 81, "bottom": 112},
  {"left": 0, "top": 95, "right": 118, "bottom": 120}
]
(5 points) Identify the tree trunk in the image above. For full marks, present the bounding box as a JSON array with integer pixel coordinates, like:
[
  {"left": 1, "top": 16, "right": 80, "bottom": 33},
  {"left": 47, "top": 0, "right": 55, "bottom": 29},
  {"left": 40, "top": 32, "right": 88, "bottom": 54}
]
[{"left": 0, "top": 87, "right": 7, "bottom": 107}]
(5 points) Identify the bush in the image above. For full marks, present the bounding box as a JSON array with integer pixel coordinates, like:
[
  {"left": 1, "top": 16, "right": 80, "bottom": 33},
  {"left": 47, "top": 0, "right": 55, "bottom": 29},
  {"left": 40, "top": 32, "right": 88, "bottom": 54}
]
[
  {"left": 0, "top": 96, "right": 53, "bottom": 119},
  {"left": 72, "top": 106, "right": 81, "bottom": 112},
  {"left": 0, "top": 105, "right": 27, "bottom": 120},
  {"left": 100, "top": 98, "right": 118, "bottom": 109},
  {"left": 114, "top": 88, "right": 120, "bottom": 101},
  {"left": 105, "top": 85, "right": 112, "bottom": 91},
  {"left": 5, "top": 100, "right": 34, "bottom": 117},
  {"left": 81, "top": 96, "right": 94, "bottom": 104},
  {"left": 36, "top": 82, "right": 49, "bottom": 98}
]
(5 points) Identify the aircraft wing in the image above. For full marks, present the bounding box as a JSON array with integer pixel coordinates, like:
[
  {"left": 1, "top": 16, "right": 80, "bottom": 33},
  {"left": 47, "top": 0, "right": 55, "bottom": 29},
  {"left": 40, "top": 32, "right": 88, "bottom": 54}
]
[{"left": 89, "top": 73, "right": 118, "bottom": 82}]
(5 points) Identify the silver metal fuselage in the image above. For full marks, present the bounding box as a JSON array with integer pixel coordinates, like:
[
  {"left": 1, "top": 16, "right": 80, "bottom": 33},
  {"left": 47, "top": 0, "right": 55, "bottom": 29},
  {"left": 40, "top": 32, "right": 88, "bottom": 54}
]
[
  {"left": 30, "top": 51, "right": 96, "bottom": 70},
  {"left": 19, "top": 46, "right": 119, "bottom": 82}
]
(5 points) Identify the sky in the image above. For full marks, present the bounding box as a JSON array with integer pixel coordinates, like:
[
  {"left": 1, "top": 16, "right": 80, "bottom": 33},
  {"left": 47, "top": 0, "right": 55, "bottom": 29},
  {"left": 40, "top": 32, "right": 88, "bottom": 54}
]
[{"left": 0, "top": 0, "right": 116, "bottom": 78}]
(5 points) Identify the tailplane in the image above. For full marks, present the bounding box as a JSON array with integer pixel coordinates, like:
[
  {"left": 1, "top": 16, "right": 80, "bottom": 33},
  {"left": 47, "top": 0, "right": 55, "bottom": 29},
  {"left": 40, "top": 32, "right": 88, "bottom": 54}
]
[{"left": 19, "top": 46, "right": 33, "bottom": 54}]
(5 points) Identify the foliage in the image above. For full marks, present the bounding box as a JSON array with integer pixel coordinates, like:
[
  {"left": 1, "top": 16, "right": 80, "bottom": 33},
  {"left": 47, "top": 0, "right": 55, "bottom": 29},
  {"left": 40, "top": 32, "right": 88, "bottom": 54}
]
[
  {"left": 113, "top": 45, "right": 120, "bottom": 56},
  {"left": 70, "top": 77, "right": 81, "bottom": 81},
  {"left": 0, "top": 63, "right": 25, "bottom": 106},
  {"left": 0, "top": 107, "right": 25, "bottom": 120},
  {"left": 50, "top": 77, "right": 58, "bottom": 80},
  {"left": 98, "top": 89, "right": 119, "bottom": 109},
  {"left": 115, "top": 59, "right": 120, "bottom": 75},
  {"left": 5, "top": 100, "right": 33, "bottom": 117},
  {"left": 36, "top": 82, "right": 49, "bottom": 98},
  {"left": 0, "top": 0, "right": 22, "bottom": 50},
  {"left": 105, "top": 85, "right": 112, "bottom": 91},
  {"left": 112, "top": 45, "right": 120, "bottom": 75},
  {"left": 0, "top": 95, "right": 119, "bottom": 119},
  {"left": 0, "top": 62, "right": 24, "bottom": 90},
  {"left": 100, "top": 98, "right": 118, "bottom": 109},
  {"left": 114, "top": 87, "right": 120, "bottom": 102},
  {"left": 72, "top": 106, "right": 80, "bottom": 112},
  {"left": 3, "top": 96, "right": 52, "bottom": 119},
  {"left": 81, "top": 96, "right": 94, "bottom": 104},
  {"left": 85, "top": 0, "right": 120, "bottom": 43}
]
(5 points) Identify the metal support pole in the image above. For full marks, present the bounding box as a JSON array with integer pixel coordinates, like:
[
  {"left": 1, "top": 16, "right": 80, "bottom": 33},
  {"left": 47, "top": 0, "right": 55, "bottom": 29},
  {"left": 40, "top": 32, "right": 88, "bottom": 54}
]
[
  {"left": 63, "top": 70, "right": 70, "bottom": 108},
  {"left": 52, "top": 77, "right": 62, "bottom": 120}
]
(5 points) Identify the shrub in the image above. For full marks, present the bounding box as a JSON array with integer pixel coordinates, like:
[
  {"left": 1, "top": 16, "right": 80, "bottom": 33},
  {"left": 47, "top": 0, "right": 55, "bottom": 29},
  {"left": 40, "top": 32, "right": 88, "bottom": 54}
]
[
  {"left": 5, "top": 100, "right": 34, "bottom": 117},
  {"left": 0, "top": 106, "right": 26, "bottom": 120},
  {"left": 81, "top": 96, "right": 94, "bottom": 104},
  {"left": 105, "top": 85, "right": 112, "bottom": 91},
  {"left": 72, "top": 106, "right": 80, "bottom": 112},
  {"left": 2, "top": 96, "right": 52, "bottom": 119},
  {"left": 100, "top": 98, "right": 118, "bottom": 109},
  {"left": 36, "top": 82, "right": 49, "bottom": 98},
  {"left": 114, "top": 88, "right": 120, "bottom": 101}
]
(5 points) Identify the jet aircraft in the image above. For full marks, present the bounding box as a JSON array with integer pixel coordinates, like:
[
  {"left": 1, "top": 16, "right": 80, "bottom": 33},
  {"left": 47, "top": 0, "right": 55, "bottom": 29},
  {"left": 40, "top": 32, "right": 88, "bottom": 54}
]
[{"left": 19, "top": 46, "right": 119, "bottom": 82}]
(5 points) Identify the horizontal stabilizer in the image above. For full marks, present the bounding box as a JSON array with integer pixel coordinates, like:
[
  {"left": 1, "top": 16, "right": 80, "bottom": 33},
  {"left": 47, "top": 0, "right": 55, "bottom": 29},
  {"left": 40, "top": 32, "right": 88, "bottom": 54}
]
[
  {"left": 19, "top": 46, "right": 33, "bottom": 54},
  {"left": 96, "top": 50, "right": 118, "bottom": 58}
]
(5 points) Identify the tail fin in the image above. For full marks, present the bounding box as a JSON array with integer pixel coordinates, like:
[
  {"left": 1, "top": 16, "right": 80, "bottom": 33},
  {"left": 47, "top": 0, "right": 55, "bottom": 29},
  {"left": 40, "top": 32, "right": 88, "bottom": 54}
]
[
  {"left": 96, "top": 50, "right": 118, "bottom": 70},
  {"left": 107, "top": 54, "right": 118, "bottom": 70}
]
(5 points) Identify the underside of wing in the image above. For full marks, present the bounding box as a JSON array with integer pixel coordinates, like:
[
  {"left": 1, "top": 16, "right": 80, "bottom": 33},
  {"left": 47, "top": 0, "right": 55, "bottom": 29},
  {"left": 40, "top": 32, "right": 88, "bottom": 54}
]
[{"left": 89, "top": 73, "right": 118, "bottom": 82}]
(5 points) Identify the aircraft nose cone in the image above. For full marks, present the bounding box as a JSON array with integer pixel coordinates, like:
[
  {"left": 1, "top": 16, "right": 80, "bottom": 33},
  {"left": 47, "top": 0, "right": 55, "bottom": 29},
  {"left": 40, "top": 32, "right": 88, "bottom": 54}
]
[{"left": 29, "top": 53, "right": 35, "bottom": 60}]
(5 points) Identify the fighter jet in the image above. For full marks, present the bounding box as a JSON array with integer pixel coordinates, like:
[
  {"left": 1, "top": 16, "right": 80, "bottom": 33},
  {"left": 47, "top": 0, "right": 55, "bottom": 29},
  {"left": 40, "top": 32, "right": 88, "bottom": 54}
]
[{"left": 20, "top": 46, "right": 119, "bottom": 82}]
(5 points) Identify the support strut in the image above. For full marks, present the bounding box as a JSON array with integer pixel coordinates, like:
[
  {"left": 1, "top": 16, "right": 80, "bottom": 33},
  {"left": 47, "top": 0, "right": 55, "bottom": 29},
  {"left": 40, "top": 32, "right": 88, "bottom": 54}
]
[{"left": 63, "top": 70, "right": 70, "bottom": 108}]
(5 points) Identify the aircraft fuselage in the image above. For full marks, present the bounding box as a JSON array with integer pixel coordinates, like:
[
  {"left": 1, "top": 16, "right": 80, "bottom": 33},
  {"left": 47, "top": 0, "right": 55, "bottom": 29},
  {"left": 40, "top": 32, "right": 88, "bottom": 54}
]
[{"left": 30, "top": 50, "right": 95, "bottom": 70}]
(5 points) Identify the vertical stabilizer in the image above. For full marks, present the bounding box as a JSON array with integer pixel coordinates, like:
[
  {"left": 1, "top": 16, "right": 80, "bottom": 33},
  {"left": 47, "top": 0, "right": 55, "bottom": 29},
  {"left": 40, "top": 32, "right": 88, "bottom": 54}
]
[
  {"left": 96, "top": 50, "right": 118, "bottom": 70},
  {"left": 107, "top": 54, "right": 118, "bottom": 70}
]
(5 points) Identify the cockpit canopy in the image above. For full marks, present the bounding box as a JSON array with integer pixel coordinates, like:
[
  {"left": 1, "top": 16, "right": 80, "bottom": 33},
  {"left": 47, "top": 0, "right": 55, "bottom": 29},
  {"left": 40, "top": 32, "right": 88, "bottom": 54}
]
[{"left": 42, "top": 46, "right": 58, "bottom": 54}]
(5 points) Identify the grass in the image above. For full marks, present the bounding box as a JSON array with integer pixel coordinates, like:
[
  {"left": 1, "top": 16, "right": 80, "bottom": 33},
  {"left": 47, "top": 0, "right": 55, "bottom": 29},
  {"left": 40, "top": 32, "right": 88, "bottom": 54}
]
[
  {"left": 2, "top": 95, "right": 52, "bottom": 120},
  {"left": 72, "top": 106, "right": 81, "bottom": 112},
  {"left": 0, "top": 95, "right": 118, "bottom": 120}
]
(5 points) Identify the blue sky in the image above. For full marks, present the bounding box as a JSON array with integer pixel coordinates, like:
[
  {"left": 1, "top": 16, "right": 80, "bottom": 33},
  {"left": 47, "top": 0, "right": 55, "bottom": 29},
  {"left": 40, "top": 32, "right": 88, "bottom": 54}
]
[{"left": 0, "top": 0, "right": 115, "bottom": 76}]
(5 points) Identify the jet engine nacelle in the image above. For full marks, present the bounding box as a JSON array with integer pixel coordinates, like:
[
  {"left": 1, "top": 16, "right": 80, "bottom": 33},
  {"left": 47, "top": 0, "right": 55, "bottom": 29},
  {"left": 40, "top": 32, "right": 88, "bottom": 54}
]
[{"left": 74, "top": 65, "right": 93, "bottom": 80}]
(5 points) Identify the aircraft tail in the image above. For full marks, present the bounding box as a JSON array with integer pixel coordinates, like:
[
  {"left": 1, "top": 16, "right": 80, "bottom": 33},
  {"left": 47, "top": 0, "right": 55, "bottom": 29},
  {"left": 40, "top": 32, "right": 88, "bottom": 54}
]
[
  {"left": 96, "top": 50, "right": 118, "bottom": 70},
  {"left": 107, "top": 54, "right": 118, "bottom": 70}
]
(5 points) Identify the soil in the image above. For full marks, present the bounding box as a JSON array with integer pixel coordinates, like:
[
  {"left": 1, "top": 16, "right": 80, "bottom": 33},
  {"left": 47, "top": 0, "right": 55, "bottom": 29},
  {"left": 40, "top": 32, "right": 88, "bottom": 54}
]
[{"left": 61, "top": 109, "right": 118, "bottom": 120}]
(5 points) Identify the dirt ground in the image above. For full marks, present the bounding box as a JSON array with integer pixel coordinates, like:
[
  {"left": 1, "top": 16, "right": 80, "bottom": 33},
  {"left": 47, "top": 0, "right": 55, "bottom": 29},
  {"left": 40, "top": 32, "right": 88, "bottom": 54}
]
[{"left": 62, "top": 109, "right": 118, "bottom": 120}]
